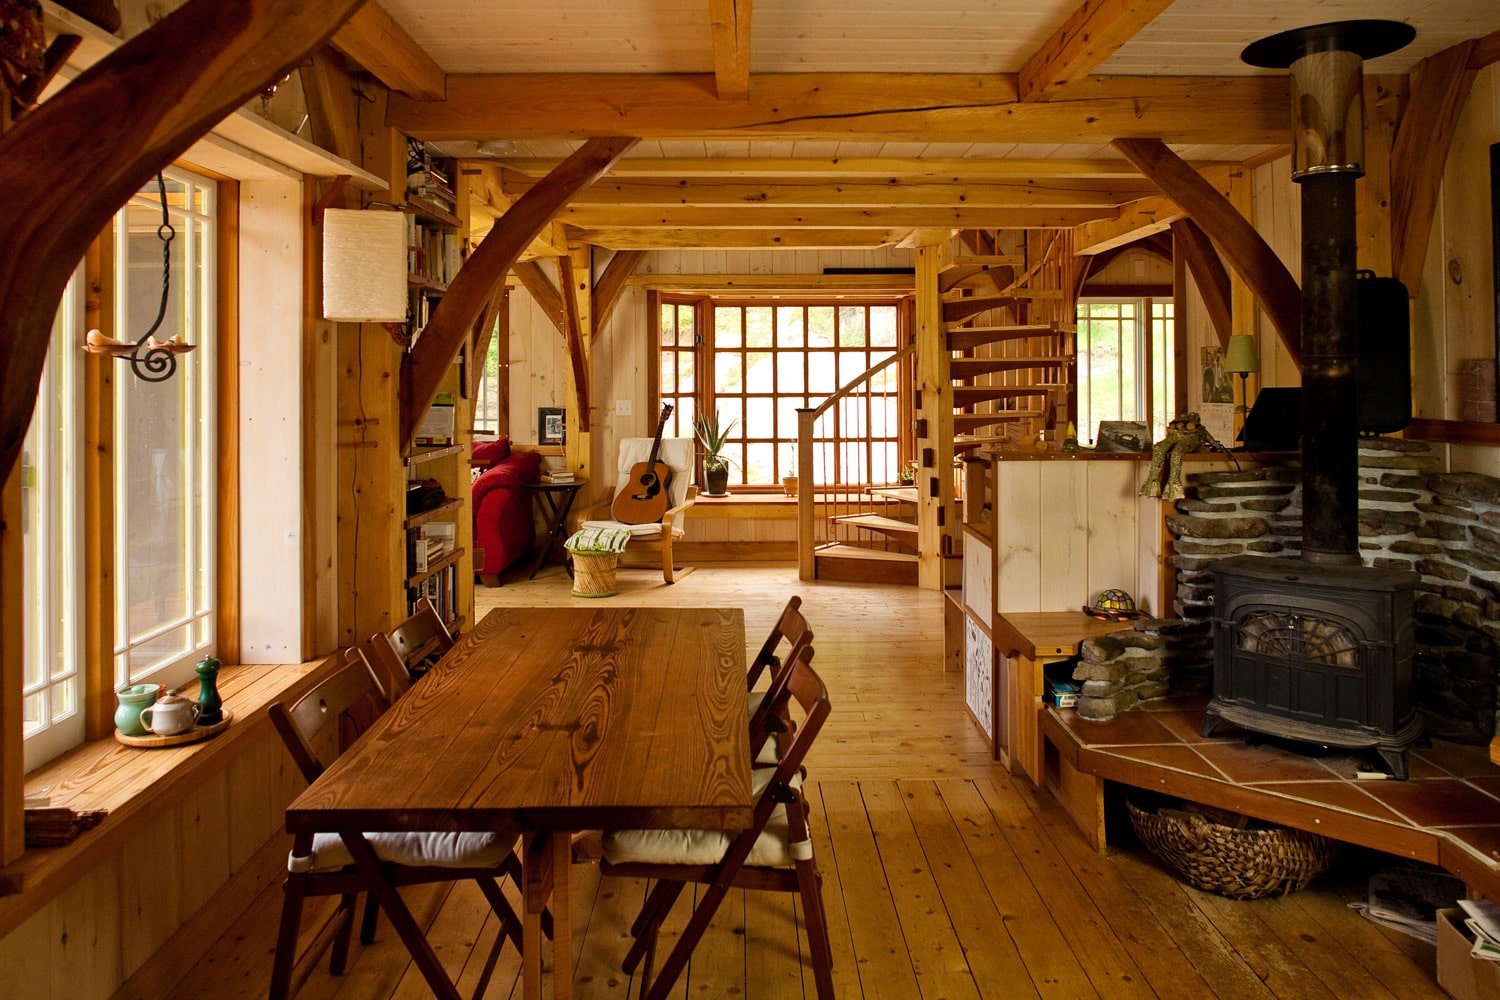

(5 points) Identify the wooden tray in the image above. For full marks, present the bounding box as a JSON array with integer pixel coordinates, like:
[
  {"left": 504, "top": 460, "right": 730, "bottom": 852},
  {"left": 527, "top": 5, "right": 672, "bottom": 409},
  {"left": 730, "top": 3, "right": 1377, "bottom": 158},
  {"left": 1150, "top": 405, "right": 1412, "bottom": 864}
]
[{"left": 114, "top": 710, "right": 233, "bottom": 748}]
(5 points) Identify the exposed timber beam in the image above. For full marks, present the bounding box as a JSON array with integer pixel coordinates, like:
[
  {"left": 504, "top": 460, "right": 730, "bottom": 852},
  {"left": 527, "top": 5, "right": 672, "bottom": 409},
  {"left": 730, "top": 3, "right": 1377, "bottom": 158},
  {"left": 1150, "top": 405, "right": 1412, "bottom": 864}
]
[
  {"left": 709, "top": 0, "right": 752, "bottom": 100},
  {"left": 570, "top": 227, "right": 911, "bottom": 250},
  {"left": 1018, "top": 0, "right": 1177, "bottom": 103},
  {"left": 401, "top": 137, "right": 638, "bottom": 450},
  {"left": 1471, "top": 28, "right": 1500, "bottom": 69},
  {"left": 331, "top": 1, "right": 445, "bottom": 101},
  {"left": 1170, "top": 218, "right": 1232, "bottom": 349},
  {"left": 496, "top": 156, "right": 1210, "bottom": 180},
  {"left": 512, "top": 260, "right": 564, "bottom": 334},
  {"left": 552, "top": 205, "right": 1116, "bottom": 230},
  {"left": 389, "top": 73, "right": 1287, "bottom": 145},
  {"left": 468, "top": 284, "right": 505, "bottom": 399},
  {"left": 1391, "top": 39, "right": 1477, "bottom": 295},
  {"left": 1073, "top": 194, "right": 1182, "bottom": 254},
  {"left": 502, "top": 174, "right": 1155, "bottom": 209},
  {"left": 300, "top": 46, "right": 360, "bottom": 164},
  {"left": 1113, "top": 138, "right": 1301, "bottom": 365},
  {"left": 593, "top": 250, "right": 645, "bottom": 332},
  {"left": 557, "top": 252, "right": 592, "bottom": 431}
]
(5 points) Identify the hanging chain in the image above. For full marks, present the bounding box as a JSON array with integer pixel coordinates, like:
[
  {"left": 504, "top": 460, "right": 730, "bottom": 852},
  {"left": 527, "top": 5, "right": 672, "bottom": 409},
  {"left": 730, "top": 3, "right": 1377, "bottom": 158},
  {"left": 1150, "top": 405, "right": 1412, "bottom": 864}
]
[{"left": 126, "top": 172, "right": 178, "bottom": 383}]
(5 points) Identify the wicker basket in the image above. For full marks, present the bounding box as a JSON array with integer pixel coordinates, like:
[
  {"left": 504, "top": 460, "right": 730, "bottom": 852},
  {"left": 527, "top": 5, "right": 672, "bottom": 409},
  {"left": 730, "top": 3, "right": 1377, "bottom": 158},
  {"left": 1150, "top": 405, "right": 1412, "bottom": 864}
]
[
  {"left": 570, "top": 552, "right": 619, "bottom": 598},
  {"left": 1127, "top": 801, "right": 1337, "bottom": 900}
]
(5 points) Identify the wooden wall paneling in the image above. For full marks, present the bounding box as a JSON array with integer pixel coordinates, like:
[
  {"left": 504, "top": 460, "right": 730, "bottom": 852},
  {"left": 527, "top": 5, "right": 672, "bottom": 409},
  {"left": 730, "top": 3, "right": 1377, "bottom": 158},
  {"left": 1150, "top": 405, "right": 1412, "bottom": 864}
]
[
  {"left": 1225, "top": 164, "right": 1256, "bottom": 342},
  {"left": 0, "top": 908, "right": 49, "bottom": 995},
  {"left": 116, "top": 811, "right": 183, "bottom": 976},
  {"left": 52, "top": 852, "right": 121, "bottom": 1000},
  {"left": 1084, "top": 461, "right": 1137, "bottom": 604},
  {"left": 299, "top": 177, "right": 336, "bottom": 659},
  {"left": 1038, "top": 461, "right": 1088, "bottom": 611},
  {"left": 1359, "top": 75, "right": 1403, "bottom": 276},
  {"left": 176, "top": 774, "right": 231, "bottom": 919},
  {"left": 1411, "top": 203, "right": 1450, "bottom": 419},
  {"left": 1137, "top": 493, "right": 1167, "bottom": 618},
  {"left": 1251, "top": 157, "right": 1302, "bottom": 389},
  {"left": 994, "top": 462, "right": 1042, "bottom": 613},
  {"left": 226, "top": 736, "right": 278, "bottom": 869}
]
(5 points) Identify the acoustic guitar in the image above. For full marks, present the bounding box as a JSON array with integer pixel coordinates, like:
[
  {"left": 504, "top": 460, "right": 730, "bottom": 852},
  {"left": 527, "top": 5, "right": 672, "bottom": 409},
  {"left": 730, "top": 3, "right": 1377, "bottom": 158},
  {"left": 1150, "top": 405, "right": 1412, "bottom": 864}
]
[{"left": 612, "top": 403, "right": 674, "bottom": 525}]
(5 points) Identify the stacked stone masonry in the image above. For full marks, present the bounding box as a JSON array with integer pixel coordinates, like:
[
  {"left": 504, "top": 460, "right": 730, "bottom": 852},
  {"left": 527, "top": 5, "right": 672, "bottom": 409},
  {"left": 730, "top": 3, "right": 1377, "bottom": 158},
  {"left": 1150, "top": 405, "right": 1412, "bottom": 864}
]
[{"left": 1162, "top": 439, "right": 1499, "bottom": 743}]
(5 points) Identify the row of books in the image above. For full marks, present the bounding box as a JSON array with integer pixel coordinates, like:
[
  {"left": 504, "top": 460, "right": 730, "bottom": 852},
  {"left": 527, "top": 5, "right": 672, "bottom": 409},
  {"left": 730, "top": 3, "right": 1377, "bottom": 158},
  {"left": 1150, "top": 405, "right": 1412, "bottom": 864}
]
[
  {"left": 408, "top": 522, "right": 456, "bottom": 575},
  {"left": 406, "top": 215, "right": 463, "bottom": 286},
  {"left": 408, "top": 563, "right": 460, "bottom": 625}
]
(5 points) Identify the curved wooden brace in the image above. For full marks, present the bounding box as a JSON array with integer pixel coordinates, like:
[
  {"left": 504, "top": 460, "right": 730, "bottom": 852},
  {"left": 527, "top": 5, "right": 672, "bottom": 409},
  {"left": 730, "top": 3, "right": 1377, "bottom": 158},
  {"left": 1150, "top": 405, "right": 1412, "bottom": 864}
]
[
  {"left": 1114, "top": 138, "right": 1302, "bottom": 367},
  {"left": 1170, "top": 218, "right": 1233, "bottom": 350},
  {"left": 400, "top": 136, "right": 639, "bottom": 450},
  {"left": 0, "top": 0, "right": 364, "bottom": 479}
]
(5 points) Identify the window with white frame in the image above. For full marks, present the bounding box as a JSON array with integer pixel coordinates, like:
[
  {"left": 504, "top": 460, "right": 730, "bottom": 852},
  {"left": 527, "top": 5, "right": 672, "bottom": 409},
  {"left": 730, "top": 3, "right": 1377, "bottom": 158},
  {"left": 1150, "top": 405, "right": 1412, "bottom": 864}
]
[
  {"left": 113, "top": 168, "right": 218, "bottom": 692},
  {"left": 1075, "top": 297, "right": 1175, "bottom": 446},
  {"left": 660, "top": 295, "right": 906, "bottom": 488},
  {"left": 21, "top": 275, "right": 84, "bottom": 771}
]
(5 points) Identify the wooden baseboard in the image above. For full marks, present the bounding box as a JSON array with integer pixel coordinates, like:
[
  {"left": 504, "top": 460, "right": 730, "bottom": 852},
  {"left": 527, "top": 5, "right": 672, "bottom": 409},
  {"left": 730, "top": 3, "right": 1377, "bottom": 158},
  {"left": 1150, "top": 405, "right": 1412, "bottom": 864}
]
[{"left": 109, "top": 831, "right": 288, "bottom": 1000}]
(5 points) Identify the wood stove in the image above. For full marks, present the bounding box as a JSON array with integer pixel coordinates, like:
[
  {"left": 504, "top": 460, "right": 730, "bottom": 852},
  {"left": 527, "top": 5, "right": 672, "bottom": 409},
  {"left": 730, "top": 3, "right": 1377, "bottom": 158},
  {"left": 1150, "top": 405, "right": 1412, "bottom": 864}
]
[{"left": 1202, "top": 555, "right": 1420, "bottom": 777}]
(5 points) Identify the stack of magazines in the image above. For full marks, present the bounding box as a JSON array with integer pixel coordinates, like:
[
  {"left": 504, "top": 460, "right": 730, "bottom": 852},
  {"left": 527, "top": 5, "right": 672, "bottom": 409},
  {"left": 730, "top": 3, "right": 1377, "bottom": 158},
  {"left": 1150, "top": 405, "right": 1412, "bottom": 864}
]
[{"left": 1348, "top": 866, "right": 1466, "bottom": 944}]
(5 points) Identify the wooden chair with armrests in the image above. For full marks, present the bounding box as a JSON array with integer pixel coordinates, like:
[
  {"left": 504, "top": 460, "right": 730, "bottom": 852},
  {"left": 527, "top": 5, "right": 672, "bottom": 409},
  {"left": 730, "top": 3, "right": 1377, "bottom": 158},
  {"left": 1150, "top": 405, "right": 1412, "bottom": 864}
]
[
  {"left": 267, "top": 657, "right": 540, "bottom": 1000},
  {"left": 579, "top": 437, "right": 698, "bottom": 584},
  {"left": 599, "top": 647, "right": 835, "bottom": 1000}
]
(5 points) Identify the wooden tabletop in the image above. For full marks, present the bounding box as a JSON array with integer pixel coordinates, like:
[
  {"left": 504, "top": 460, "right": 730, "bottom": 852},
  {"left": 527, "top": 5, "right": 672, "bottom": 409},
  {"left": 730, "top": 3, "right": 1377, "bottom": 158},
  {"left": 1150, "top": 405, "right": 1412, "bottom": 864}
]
[
  {"left": 287, "top": 605, "right": 753, "bottom": 836},
  {"left": 992, "top": 610, "right": 1137, "bottom": 658}
]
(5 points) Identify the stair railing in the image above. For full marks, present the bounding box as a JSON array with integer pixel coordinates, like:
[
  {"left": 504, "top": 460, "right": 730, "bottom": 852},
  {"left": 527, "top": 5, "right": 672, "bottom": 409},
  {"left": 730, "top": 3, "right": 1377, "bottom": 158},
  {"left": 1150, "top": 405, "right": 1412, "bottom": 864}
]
[{"left": 796, "top": 342, "right": 916, "bottom": 580}]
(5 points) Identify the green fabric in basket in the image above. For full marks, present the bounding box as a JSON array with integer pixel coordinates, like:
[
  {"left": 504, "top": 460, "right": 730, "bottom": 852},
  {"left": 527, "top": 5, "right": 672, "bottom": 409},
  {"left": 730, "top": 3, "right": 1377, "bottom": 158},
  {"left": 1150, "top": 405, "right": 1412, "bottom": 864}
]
[{"left": 565, "top": 527, "right": 632, "bottom": 554}]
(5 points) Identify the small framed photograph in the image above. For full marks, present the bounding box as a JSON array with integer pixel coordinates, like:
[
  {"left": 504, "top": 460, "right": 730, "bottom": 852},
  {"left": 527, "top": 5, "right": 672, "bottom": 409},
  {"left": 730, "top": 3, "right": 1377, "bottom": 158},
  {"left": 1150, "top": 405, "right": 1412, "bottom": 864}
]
[
  {"left": 538, "top": 407, "right": 565, "bottom": 446},
  {"left": 1095, "top": 420, "right": 1151, "bottom": 453}
]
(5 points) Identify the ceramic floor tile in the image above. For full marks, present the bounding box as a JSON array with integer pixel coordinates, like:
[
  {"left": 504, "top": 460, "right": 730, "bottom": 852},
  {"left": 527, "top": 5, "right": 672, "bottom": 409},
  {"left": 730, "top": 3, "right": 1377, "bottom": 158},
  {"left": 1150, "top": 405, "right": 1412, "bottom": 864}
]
[
  {"left": 1360, "top": 778, "right": 1500, "bottom": 829},
  {"left": 1194, "top": 741, "right": 1346, "bottom": 784},
  {"left": 1153, "top": 709, "right": 1242, "bottom": 743},
  {"left": 1443, "top": 826, "right": 1500, "bottom": 867},
  {"left": 1466, "top": 775, "right": 1500, "bottom": 803},
  {"left": 1412, "top": 740, "right": 1499, "bottom": 778},
  {"left": 1096, "top": 743, "right": 1229, "bottom": 781},
  {"left": 1052, "top": 708, "right": 1176, "bottom": 746},
  {"left": 1255, "top": 780, "right": 1407, "bottom": 824}
]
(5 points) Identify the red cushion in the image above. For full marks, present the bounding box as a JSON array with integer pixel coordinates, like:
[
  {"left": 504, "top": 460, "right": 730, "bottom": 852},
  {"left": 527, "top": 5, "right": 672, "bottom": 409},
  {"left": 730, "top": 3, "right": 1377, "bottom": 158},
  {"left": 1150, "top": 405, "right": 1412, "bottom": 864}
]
[{"left": 471, "top": 437, "right": 511, "bottom": 468}]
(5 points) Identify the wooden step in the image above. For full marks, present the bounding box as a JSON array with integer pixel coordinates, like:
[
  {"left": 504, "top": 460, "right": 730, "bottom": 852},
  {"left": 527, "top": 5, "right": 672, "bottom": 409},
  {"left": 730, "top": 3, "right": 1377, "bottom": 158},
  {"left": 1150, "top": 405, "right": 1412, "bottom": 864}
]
[
  {"left": 952, "top": 385, "right": 1051, "bottom": 406},
  {"left": 942, "top": 292, "right": 1066, "bottom": 324},
  {"left": 950, "top": 356, "right": 1068, "bottom": 379},
  {"left": 946, "top": 324, "right": 1064, "bottom": 351},
  {"left": 954, "top": 434, "right": 1008, "bottom": 454},
  {"left": 813, "top": 544, "right": 919, "bottom": 585},
  {"left": 867, "top": 486, "right": 918, "bottom": 502},
  {"left": 830, "top": 513, "right": 918, "bottom": 546},
  {"left": 954, "top": 411, "right": 1042, "bottom": 432},
  {"left": 946, "top": 254, "right": 1026, "bottom": 270}
]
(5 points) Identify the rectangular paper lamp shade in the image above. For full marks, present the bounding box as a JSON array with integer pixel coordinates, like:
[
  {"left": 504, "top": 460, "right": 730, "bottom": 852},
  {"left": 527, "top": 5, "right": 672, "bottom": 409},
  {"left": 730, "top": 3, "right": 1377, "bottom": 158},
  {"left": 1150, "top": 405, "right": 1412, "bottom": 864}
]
[{"left": 323, "top": 209, "right": 407, "bottom": 322}]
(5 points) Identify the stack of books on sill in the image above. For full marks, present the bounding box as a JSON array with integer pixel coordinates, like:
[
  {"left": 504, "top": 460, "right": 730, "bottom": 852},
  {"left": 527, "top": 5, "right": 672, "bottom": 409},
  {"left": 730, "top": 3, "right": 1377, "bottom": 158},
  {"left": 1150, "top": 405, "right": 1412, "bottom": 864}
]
[
  {"left": 541, "top": 469, "right": 576, "bottom": 484},
  {"left": 409, "top": 523, "right": 457, "bottom": 574}
]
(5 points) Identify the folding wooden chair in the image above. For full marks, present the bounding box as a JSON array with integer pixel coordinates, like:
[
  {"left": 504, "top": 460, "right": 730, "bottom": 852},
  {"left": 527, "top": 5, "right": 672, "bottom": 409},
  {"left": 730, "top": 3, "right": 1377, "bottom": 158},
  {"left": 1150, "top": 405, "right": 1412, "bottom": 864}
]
[
  {"left": 351, "top": 597, "right": 455, "bottom": 702},
  {"left": 599, "top": 648, "right": 835, "bottom": 1000},
  {"left": 747, "top": 595, "right": 812, "bottom": 764},
  {"left": 267, "top": 658, "right": 538, "bottom": 1000}
]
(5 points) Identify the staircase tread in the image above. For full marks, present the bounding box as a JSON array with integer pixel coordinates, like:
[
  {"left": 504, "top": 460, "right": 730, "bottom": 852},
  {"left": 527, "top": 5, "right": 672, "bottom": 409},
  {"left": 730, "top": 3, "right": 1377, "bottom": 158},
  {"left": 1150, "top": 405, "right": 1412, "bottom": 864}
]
[
  {"left": 831, "top": 513, "right": 918, "bottom": 533},
  {"left": 868, "top": 487, "right": 918, "bottom": 502},
  {"left": 814, "top": 543, "right": 919, "bottom": 563}
]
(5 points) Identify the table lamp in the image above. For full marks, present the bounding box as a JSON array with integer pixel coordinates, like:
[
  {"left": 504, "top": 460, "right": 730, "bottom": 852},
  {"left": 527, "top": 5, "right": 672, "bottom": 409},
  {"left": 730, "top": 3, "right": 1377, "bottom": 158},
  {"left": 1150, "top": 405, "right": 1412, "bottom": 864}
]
[{"left": 1225, "top": 334, "right": 1260, "bottom": 442}]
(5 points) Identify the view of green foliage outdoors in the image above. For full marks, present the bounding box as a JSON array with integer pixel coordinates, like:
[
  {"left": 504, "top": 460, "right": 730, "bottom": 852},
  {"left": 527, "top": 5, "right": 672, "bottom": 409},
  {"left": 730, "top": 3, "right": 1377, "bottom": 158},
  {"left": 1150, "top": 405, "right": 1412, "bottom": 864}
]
[
  {"left": 1075, "top": 298, "right": 1174, "bottom": 445},
  {"left": 661, "top": 296, "right": 904, "bottom": 488}
]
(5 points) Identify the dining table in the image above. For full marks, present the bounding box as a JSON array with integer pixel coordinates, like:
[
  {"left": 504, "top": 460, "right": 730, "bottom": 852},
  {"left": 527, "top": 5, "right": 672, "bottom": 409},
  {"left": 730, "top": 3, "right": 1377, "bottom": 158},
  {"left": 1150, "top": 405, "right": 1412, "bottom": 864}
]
[{"left": 284, "top": 605, "right": 753, "bottom": 1000}]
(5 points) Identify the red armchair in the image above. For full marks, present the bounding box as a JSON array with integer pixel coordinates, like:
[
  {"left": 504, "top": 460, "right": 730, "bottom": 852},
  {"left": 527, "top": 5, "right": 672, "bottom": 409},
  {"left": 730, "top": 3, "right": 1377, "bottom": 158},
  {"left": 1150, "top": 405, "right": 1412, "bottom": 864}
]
[{"left": 471, "top": 439, "right": 543, "bottom": 585}]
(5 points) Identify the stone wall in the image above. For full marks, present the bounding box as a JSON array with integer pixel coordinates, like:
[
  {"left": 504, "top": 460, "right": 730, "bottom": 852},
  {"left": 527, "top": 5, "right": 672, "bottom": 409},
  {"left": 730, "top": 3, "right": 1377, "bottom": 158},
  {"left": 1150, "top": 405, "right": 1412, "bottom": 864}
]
[{"left": 1164, "top": 439, "right": 1500, "bottom": 743}]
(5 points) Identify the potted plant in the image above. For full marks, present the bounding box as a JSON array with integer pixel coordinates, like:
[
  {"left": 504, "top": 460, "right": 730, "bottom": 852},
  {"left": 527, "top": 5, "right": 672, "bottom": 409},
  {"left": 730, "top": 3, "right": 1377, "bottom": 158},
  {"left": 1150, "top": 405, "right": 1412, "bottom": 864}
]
[{"left": 694, "top": 410, "right": 738, "bottom": 496}]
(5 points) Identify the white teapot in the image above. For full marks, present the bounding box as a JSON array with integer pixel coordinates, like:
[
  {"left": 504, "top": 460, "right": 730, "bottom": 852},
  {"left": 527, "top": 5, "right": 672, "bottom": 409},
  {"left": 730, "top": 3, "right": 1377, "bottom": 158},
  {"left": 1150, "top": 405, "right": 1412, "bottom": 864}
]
[{"left": 140, "top": 690, "right": 201, "bottom": 736}]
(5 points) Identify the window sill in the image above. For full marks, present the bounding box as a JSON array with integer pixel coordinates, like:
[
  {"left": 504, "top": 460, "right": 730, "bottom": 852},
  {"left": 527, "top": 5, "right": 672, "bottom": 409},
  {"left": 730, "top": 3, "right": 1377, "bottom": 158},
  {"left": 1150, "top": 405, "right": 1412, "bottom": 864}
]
[{"left": 1, "top": 657, "right": 337, "bottom": 935}]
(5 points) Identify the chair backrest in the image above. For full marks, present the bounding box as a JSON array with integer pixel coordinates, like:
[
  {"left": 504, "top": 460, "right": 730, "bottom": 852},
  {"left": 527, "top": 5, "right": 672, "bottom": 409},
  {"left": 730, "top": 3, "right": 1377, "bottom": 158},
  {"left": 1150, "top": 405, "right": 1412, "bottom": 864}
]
[
  {"left": 746, "top": 595, "right": 810, "bottom": 691},
  {"left": 739, "top": 647, "right": 830, "bottom": 845},
  {"left": 614, "top": 437, "right": 694, "bottom": 514},
  {"left": 349, "top": 638, "right": 411, "bottom": 702},
  {"left": 389, "top": 597, "right": 454, "bottom": 668},
  {"left": 269, "top": 660, "right": 392, "bottom": 785}
]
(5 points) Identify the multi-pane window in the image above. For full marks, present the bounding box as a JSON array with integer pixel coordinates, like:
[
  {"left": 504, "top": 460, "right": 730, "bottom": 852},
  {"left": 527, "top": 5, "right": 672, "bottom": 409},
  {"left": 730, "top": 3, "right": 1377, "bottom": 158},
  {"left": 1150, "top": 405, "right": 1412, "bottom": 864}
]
[
  {"left": 1075, "top": 298, "right": 1174, "bottom": 446},
  {"left": 659, "top": 295, "right": 905, "bottom": 488},
  {"left": 21, "top": 275, "right": 84, "bottom": 771},
  {"left": 113, "top": 167, "right": 217, "bottom": 691}
]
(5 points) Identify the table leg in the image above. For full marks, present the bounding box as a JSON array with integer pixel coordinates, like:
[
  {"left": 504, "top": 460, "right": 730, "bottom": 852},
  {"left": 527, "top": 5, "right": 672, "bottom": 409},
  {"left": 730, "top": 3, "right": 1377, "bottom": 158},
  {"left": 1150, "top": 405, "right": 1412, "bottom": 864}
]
[{"left": 522, "top": 830, "right": 573, "bottom": 1000}]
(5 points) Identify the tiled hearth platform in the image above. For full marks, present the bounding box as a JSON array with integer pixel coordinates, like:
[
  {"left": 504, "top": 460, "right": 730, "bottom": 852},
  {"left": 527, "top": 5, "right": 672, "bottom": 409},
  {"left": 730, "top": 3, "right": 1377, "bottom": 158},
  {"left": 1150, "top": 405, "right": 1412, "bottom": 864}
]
[{"left": 1042, "top": 696, "right": 1500, "bottom": 900}]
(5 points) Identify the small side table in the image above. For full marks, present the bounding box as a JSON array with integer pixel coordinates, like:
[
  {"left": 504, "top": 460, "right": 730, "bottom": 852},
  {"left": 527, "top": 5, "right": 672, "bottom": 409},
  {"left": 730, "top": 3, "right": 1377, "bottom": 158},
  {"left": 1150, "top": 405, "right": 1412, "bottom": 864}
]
[{"left": 524, "top": 479, "right": 586, "bottom": 579}]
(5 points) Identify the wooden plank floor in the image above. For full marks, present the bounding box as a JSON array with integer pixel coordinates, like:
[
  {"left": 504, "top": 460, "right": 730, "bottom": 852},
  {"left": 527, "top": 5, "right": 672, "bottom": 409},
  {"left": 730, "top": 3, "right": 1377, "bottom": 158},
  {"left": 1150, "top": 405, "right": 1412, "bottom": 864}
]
[{"left": 162, "top": 566, "right": 1450, "bottom": 1000}]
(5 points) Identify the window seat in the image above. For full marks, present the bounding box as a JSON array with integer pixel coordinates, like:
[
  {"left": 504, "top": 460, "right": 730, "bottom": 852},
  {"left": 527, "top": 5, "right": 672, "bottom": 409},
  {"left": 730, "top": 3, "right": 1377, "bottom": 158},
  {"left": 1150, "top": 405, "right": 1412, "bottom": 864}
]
[{"left": 0, "top": 656, "right": 338, "bottom": 936}]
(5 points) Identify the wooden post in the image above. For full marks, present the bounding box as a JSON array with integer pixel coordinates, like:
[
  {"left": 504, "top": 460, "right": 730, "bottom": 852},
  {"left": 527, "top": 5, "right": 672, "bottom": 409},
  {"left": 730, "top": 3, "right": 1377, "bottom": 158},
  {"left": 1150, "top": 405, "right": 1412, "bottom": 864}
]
[
  {"left": 797, "top": 408, "right": 815, "bottom": 581},
  {"left": 914, "top": 240, "right": 952, "bottom": 591}
]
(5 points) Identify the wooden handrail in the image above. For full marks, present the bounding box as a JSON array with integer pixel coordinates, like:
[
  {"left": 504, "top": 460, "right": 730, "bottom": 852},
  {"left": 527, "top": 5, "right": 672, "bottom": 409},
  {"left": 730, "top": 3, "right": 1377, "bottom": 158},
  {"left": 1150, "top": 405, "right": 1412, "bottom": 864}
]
[{"left": 805, "top": 343, "right": 916, "bottom": 423}]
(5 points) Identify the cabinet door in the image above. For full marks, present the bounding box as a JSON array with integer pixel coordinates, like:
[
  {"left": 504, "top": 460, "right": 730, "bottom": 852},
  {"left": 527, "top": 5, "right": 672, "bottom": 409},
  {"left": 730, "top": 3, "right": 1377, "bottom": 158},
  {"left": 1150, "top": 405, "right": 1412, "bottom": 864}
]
[{"left": 964, "top": 616, "right": 999, "bottom": 759}]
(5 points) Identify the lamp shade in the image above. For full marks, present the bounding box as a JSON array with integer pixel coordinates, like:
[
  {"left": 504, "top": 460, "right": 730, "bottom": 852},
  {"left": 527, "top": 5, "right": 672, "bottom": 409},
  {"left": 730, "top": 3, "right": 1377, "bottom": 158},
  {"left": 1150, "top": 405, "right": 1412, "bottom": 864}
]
[
  {"left": 1225, "top": 334, "right": 1261, "bottom": 375},
  {"left": 322, "top": 208, "right": 407, "bottom": 322}
]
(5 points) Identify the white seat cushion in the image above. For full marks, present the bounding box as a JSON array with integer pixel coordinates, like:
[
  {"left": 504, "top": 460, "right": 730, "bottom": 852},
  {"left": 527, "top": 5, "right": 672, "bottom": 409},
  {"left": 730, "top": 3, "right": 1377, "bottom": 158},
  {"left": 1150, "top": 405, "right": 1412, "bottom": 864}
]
[
  {"left": 601, "top": 769, "right": 801, "bottom": 868},
  {"left": 580, "top": 517, "right": 685, "bottom": 540},
  {"left": 290, "top": 830, "right": 516, "bottom": 873}
]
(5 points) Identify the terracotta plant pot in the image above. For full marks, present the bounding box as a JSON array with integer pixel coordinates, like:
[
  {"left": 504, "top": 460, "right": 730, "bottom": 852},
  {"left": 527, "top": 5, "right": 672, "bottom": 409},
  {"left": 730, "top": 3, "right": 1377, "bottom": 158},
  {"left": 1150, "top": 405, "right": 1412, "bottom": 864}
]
[{"left": 782, "top": 475, "right": 798, "bottom": 497}]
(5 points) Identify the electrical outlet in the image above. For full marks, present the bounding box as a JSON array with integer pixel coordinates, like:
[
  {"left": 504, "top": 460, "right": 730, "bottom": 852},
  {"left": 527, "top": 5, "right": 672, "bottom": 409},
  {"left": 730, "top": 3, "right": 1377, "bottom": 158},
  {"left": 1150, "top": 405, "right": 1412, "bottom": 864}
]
[{"left": 615, "top": 399, "right": 632, "bottom": 416}]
